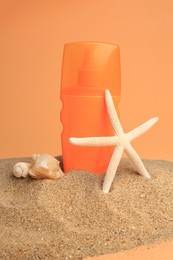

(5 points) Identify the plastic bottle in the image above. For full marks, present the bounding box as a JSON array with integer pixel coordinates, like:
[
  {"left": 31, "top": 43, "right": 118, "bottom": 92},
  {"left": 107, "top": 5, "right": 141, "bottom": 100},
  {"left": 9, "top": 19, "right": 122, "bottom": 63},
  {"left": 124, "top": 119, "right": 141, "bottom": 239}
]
[{"left": 60, "top": 42, "right": 121, "bottom": 174}]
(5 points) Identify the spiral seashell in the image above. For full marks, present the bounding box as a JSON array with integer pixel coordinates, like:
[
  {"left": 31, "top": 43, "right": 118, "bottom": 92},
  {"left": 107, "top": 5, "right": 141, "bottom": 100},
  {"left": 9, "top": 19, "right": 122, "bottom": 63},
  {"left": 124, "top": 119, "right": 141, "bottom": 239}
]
[
  {"left": 28, "top": 154, "right": 64, "bottom": 180},
  {"left": 13, "top": 162, "right": 31, "bottom": 178}
]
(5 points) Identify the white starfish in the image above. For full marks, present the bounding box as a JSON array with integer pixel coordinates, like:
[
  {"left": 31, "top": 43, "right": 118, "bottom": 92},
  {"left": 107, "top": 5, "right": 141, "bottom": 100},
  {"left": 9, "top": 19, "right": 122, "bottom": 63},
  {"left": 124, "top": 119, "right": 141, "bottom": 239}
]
[{"left": 69, "top": 90, "right": 159, "bottom": 193}]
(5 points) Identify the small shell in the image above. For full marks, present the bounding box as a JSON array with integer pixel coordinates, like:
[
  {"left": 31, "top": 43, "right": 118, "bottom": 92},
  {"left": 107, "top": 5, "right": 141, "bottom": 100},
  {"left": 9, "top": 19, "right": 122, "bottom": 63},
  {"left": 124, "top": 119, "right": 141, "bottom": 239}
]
[
  {"left": 13, "top": 162, "right": 31, "bottom": 178},
  {"left": 28, "top": 154, "right": 64, "bottom": 180}
]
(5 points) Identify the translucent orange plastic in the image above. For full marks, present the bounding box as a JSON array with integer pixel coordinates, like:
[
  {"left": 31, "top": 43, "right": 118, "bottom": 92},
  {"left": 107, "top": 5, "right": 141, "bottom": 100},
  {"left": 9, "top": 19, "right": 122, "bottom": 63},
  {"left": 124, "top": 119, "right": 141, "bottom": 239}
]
[{"left": 60, "top": 42, "right": 121, "bottom": 174}]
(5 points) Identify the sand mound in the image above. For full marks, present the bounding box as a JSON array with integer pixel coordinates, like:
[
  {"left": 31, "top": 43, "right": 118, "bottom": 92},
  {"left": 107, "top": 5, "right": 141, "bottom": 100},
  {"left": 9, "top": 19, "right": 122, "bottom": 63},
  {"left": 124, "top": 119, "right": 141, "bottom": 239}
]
[{"left": 0, "top": 157, "right": 173, "bottom": 259}]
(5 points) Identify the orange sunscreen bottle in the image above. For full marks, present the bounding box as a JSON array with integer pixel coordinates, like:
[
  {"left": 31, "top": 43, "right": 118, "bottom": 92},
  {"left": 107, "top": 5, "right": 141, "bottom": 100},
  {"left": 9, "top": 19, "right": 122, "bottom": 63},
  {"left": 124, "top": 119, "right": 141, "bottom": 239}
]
[{"left": 60, "top": 42, "right": 120, "bottom": 174}]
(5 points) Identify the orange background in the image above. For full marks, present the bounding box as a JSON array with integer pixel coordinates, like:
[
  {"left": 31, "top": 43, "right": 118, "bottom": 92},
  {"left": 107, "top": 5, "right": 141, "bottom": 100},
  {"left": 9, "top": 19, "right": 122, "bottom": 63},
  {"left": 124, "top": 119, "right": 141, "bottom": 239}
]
[
  {"left": 87, "top": 239, "right": 173, "bottom": 260},
  {"left": 0, "top": 0, "right": 173, "bottom": 160}
]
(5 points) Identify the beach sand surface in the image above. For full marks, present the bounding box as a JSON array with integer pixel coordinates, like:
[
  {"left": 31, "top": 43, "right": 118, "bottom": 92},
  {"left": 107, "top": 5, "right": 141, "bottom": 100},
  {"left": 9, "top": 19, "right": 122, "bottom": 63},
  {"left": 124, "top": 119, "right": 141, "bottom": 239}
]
[{"left": 0, "top": 157, "right": 173, "bottom": 259}]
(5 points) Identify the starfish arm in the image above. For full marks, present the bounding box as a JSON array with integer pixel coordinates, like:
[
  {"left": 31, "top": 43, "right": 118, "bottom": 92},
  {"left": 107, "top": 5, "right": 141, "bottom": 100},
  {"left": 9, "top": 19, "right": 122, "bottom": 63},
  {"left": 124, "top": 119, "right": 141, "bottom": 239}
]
[
  {"left": 102, "top": 145, "right": 124, "bottom": 193},
  {"left": 126, "top": 117, "right": 159, "bottom": 142},
  {"left": 105, "top": 90, "right": 124, "bottom": 135},
  {"left": 69, "top": 136, "right": 120, "bottom": 147},
  {"left": 125, "top": 144, "right": 151, "bottom": 178}
]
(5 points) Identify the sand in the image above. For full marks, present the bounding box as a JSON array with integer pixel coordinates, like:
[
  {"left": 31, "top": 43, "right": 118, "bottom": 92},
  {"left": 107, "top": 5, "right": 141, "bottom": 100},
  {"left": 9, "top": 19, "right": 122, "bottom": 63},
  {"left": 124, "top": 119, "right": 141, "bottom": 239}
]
[{"left": 0, "top": 157, "right": 173, "bottom": 260}]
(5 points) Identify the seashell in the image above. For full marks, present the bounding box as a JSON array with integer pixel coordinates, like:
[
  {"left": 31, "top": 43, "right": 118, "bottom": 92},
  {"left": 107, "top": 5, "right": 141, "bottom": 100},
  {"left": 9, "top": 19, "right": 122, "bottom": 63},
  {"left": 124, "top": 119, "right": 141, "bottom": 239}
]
[
  {"left": 28, "top": 154, "right": 64, "bottom": 180},
  {"left": 13, "top": 162, "right": 31, "bottom": 178}
]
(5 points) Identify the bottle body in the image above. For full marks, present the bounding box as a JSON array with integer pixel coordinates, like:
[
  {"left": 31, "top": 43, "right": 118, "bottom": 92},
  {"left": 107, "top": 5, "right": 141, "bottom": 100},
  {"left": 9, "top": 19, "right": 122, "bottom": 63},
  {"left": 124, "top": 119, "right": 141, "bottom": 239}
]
[
  {"left": 60, "top": 41, "right": 121, "bottom": 174},
  {"left": 60, "top": 93, "right": 120, "bottom": 174}
]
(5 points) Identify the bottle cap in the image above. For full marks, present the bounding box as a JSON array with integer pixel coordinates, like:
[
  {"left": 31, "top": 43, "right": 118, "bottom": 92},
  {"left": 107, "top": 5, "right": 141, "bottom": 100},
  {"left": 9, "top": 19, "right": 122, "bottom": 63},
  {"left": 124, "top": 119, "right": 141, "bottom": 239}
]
[{"left": 61, "top": 41, "right": 120, "bottom": 96}]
